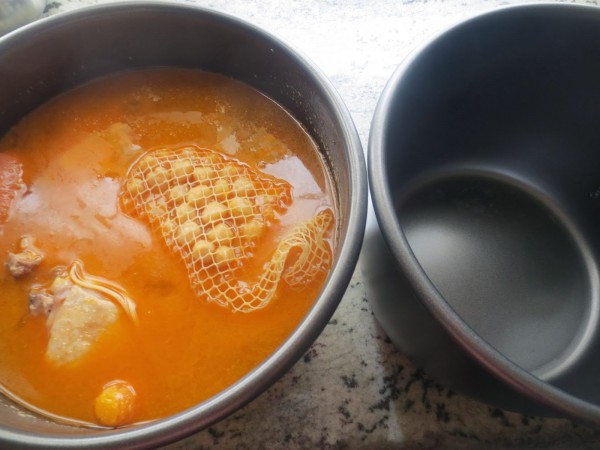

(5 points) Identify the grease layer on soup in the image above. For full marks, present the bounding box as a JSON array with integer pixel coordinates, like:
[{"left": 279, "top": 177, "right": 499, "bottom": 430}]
[{"left": 0, "top": 69, "right": 335, "bottom": 426}]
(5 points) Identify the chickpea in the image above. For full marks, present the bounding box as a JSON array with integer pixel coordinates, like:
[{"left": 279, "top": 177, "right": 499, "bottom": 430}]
[
  {"left": 239, "top": 219, "right": 265, "bottom": 241},
  {"left": 192, "top": 239, "right": 214, "bottom": 263},
  {"left": 168, "top": 185, "right": 188, "bottom": 204},
  {"left": 207, "top": 223, "right": 234, "bottom": 244},
  {"left": 214, "top": 245, "right": 235, "bottom": 267},
  {"left": 192, "top": 166, "right": 216, "bottom": 183},
  {"left": 227, "top": 197, "right": 254, "bottom": 220},
  {"left": 175, "top": 202, "right": 195, "bottom": 222},
  {"left": 231, "top": 176, "right": 255, "bottom": 197},
  {"left": 145, "top": 166, "right": 169, "bottom": 189},
  {"left": 161, "top": 218, "right": 176, "bottom": 236},
  {"left": 147, "top": 205, "right": 167, "bottom": 221},
  {"left": 186, "top": 184, "right": 212, "bottom": 205},
  {"left": 93, "top": 381, "right": 136, "bottom": 428},
  {"left": 171, "top": 158, "right": 194, "bottom": 178},
  {"left": 139, "top": 155, "right": 160, "bottom": 172},
  {"left": 221, "top": 163, "right": 242, "bottom": 178},
  {"left": 145, "top": 197, "right": 168, "bottom": 220},
  {"left": 256, "top": 195, "right": 280, "bottom": 221},
  {"left": 175, "top": 221, "right": 201, "bottom": 248},
  {"left": 125, "top": 177, "right": 145, "bottom": 196},
  {"left": 213, "top": 178, "right": 230, "bottom": 199},
  {"left": 201, "top": 201, "right": 226, "bottom": 224}
]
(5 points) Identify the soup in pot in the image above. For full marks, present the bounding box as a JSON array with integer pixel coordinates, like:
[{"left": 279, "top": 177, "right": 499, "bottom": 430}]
[{"left": 0, "top": 69, "right": 336, "bottom": 427}]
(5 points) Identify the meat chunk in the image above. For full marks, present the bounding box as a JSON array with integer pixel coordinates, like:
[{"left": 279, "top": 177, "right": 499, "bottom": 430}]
[
  {"left": 46, "top": 284, "right": 119, "bottom": 365},
  {"left": 6, "top": 235, "right": 44, "bottom": 278},
  {"left": 28, "top": 289, "right": 55, "bottom": 316},
  {"left": 28, "top": 261, "right": 137, "bottom": 366}
]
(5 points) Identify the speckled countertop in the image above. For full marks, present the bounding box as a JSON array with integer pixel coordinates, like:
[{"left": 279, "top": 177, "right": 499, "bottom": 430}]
[{"left": 21, "top": 0, "right": 600, "bottom": 448}]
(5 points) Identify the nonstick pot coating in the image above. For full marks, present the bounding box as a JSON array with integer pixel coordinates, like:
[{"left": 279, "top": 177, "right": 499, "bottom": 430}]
[{"left": 366, "top": 3, "right": 600, "bottom": 424}]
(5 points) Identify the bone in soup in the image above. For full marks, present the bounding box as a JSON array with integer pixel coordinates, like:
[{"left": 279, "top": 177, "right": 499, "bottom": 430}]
[{"left": 0, "top": 69, "right": 335, "bottom": 427}]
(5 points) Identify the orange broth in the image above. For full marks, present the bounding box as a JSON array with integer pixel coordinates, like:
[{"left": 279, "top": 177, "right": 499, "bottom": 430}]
[{"left": 0, "top": 69, "right": 335, "bottom": 425}]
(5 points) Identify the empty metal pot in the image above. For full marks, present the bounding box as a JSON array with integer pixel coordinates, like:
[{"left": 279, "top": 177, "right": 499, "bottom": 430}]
[{"left": 364, "top": 3, "right": 600, "bottom": 426}]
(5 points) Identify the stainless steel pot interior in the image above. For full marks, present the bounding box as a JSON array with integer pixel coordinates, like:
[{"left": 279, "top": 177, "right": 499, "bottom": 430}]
[{"left": 0, "top": 2, "right": 367, "bottom": 448}]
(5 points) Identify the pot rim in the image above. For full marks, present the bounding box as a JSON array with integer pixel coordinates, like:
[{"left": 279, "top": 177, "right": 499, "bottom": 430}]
[
  {"left": 368, "top": 1, "right": 600, "bottom": 427},
  {"left": 0, "top": 2, "right": 368, "bottom": 448}
]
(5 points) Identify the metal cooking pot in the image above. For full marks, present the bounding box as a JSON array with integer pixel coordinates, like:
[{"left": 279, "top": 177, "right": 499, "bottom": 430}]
[
  {"left": 364, "top": 3, "right": 600, "bottom": 426},
  {"left": 0, "top": 2, "right": 367, "bottom": 448}
]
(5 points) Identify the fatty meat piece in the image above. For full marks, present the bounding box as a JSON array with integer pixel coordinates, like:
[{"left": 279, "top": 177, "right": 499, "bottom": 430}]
[{"left": 45, "top": 283, "right": 118, "bottom": 365}]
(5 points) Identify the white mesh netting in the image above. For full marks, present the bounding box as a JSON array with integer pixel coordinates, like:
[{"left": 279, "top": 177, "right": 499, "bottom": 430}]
[{"left": 119, "top": 146, "right": 333, "bottom": 312}]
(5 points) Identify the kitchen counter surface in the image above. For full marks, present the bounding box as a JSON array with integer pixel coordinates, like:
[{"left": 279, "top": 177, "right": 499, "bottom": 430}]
[{"left": 34, "top": 0, "right": 600, "bottom": 448}]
